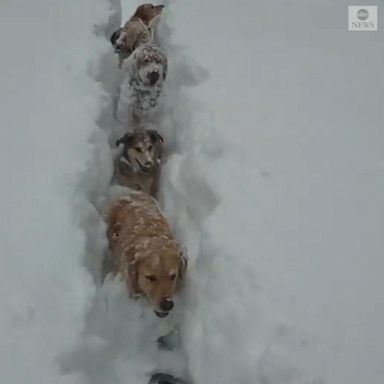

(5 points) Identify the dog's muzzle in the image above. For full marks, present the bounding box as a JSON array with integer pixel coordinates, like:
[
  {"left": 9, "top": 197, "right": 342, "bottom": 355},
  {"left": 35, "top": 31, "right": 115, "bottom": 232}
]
[
  {"left": 155, "top": 310, "right": 169, "bottom": 318},
  {"left": 160, "top": 297, "right": 174, "bottom": 312},
  {"left": 135, "top": 159, "right": 153, "bottom": 173},
  {"left": 154, "top": 298, "right": 174, "bottom": 318},
  {"left": 148, "top": 71, "right": 160, "bottom": 85}
]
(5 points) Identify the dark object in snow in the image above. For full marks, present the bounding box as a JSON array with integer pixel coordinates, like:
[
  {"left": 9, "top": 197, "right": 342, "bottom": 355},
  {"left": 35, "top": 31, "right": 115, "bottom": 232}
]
[
  {"left": 149, "top": 373, "right": 189, "bottom": 384},
  {"left": 157, "top": 328, "right": 181, "bottom": 351}
]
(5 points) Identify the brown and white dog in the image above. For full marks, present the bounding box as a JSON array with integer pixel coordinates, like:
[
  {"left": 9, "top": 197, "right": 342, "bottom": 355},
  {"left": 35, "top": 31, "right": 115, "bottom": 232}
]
[
  {"left": 104, "top": 190, "right": 187, "bottom": 318},
  {"left": 110, "top": 3, "right": 164, "bottom": 68},
  {"left": 114, "top": 129, "right": 164, "bottom": 197}
]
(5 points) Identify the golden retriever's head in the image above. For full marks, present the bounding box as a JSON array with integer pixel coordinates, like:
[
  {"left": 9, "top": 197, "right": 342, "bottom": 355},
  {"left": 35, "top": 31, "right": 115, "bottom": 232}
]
[
  {"left": 134, "top": 4, "right": 164, "bottom": 25},
  {"left": 134, "top": 248, "right": 187, "bottom": 318}
]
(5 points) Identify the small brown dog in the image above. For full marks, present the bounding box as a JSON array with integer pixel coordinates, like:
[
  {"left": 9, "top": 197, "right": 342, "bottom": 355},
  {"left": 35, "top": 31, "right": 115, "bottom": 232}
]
[
  {"left": 104, "top": 191, "right": 187, "bottom": 318},
  {"left": 110, "top": 3, "right": 164, "bottom": 67},
  {"left": 114, "top": 129, "right": 164, "bottom": 197}
]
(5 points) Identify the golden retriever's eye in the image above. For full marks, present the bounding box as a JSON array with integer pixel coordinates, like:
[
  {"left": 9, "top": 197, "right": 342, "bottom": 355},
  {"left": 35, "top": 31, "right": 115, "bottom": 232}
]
[
  {"left": 169, "top": 273, "right": 176, "bottom": 281},
  {"left": 135, "top": 147, "right": 142, "bottom": 152},
  {"left": 145, "top": 275, "right": 156, "bottom": 282}
]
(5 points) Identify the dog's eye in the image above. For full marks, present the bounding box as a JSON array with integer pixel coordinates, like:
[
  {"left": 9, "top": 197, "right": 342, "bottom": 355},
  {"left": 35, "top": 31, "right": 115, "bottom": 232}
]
[
  {"left": 135, "top": 147, "right": 142, "bottom": 152},
  {"left": 169, "top": 273, "right": 176, "bottom": 281},
  {"left": 145, "top": 275, "right": 157, "bottom": 282},
  {"left": 148, "top": 145, "right": 153, "bottom": 151}
]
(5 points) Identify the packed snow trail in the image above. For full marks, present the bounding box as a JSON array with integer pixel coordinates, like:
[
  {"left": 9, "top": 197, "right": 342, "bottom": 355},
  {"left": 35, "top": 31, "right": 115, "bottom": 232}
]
[{"left": 1, "top": 1, "right": 384, "bottom": 384}]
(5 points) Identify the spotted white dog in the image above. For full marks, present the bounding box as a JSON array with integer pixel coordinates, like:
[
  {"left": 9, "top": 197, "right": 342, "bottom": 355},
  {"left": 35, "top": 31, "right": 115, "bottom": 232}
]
[{"left": 115, "top": 43, "right": 167, "bottom": 127}]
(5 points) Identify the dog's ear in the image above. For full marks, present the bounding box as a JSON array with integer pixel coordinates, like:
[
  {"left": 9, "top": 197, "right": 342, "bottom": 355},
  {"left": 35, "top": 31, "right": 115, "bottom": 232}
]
[
  {"left": 110, "top": 29, "right": 121, "bottom": 47},
  {"left": 177, "top": 251, "right": 188, "bottom": 290},
  {"left": 123, "top": 253, "right": 141, "bottom": 296},
  {"left": 128, "top": 259, "right": 140, "bottom": 295},
  {"left": 148, "top": 130, "right": 165, "bottom": 144},
  {"left": 116, "top": 133, "right": 134, "bottom": 147}
]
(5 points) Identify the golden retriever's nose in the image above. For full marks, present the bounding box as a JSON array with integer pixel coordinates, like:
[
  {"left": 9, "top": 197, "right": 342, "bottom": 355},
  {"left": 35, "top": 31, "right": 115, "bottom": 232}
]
[{"left": 159, "top": 297, "right": 174, "bottom": 312}]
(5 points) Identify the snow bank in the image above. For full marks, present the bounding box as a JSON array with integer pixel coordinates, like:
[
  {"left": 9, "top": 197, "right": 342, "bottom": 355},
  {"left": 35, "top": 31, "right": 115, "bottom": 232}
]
[{"left": 0, "top": 0, "right": 117, "bottom": 383}]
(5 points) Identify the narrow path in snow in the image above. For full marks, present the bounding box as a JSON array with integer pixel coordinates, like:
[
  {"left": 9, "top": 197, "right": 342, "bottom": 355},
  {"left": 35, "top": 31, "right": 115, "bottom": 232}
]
[{"left": 61, "top": 1, "right": 220, "bottom": 383}]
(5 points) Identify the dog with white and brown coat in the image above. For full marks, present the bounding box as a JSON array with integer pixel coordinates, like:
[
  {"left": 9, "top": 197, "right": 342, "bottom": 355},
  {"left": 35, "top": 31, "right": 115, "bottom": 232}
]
[
  {"left": 104, "top": 190, "right": 187, "bottom": 318},
  {"left": 110, "top": 3, "right": 164, "bottom": 68},
  {"left": 113, "top": 128, "right": 164, "bottom": 198},
  {"left": 115, "top": 42, "right": 167, "bottom": 126}
]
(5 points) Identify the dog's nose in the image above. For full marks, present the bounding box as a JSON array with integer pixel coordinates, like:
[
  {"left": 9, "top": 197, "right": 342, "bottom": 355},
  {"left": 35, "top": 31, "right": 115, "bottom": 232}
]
[
  {"left": 159, "top": 298, "right": 174, "bottom": 312},
  {"left": 148, "top": 71, "right": 160, "bottom": 84},
  {"left": 143, "top": 161, "right": 153, "bottom": 170}
]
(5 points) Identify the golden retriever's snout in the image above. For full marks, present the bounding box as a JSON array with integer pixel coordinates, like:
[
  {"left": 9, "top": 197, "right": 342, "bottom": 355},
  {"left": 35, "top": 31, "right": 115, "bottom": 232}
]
[
  {"left": 154, "top": 298, "right": 174, "bottom": 318},
  {"left": 160, "top": 297, "right": 174, "bottom": 312}
]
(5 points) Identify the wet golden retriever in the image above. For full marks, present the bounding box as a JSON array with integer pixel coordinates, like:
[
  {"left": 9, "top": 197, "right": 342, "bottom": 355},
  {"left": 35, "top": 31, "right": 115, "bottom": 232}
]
[{"left": 104, "top": 190, "right": 187, "bottom": 317}]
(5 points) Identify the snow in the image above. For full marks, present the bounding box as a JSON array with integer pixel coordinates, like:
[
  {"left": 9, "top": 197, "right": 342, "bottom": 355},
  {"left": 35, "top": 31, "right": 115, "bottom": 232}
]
[{"left": 0, "top": 0, "right": 383, "bottom": 384}]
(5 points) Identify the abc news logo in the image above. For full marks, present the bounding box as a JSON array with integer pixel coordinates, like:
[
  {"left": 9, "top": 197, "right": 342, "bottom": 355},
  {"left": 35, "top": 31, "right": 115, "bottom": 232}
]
[{"left": 349, "top": 6, "right": 378, "bottom": 31}]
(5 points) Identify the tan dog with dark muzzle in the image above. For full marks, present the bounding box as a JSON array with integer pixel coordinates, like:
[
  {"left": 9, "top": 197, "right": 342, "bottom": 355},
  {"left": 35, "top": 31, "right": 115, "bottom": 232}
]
[
  {"left": 110, "top": 3, "right": 164, "bottom": 68},
  {"left": 104, "top": 191, "right": 187, "bottom": 318},
  {"left": 113, "top": 129, "right": 164, "bottom": 198}
]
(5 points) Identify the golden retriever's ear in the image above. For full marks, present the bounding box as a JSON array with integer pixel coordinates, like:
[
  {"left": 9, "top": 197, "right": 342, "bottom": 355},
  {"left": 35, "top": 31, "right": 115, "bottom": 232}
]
[
  {"left": 128, "top": 258, "right": 141, "bottom": 295},
  {"left": 177, "top": 252, "right": 188, "bottom": 289},
  {"left": 118, "top": 245, "right": 141, "bottom": 296}
]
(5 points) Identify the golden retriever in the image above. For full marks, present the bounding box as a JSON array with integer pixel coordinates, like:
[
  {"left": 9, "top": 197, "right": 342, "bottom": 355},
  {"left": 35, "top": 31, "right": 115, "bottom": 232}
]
[{"left": 104, "top": 191, "right": 187, "bottom": 318}]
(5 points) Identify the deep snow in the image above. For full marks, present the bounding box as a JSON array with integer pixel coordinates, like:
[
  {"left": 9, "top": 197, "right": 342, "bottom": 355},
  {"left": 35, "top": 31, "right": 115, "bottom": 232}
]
[{"left": 0, "top": 0, "right": 384, "bottom": 384}]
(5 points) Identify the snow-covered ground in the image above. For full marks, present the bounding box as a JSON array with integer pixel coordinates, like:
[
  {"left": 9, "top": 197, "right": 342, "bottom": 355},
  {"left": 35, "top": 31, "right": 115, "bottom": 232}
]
[{"left": 1, "top": 0, "right": 383, "bottom": 383}]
